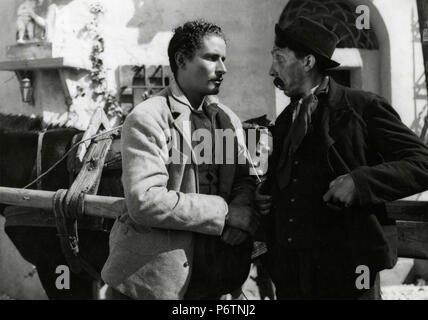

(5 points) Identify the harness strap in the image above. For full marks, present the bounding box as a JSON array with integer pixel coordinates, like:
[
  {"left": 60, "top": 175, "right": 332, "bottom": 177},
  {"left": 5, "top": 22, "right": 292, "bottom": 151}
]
[
  {"left": 52, "top": 189, "right": 102, "bottom": 281},
  {"left": 67, "top": 133, "right": 84, "bottom": 186},
  {"left": 53, "top": 189, "right": 81, "bottom": 272},
  {"left": 53, "top": 130, "right": 114, "bottom": 281},
  {"left": 36, "top": 131, "right": 47, "bottom": 190}
]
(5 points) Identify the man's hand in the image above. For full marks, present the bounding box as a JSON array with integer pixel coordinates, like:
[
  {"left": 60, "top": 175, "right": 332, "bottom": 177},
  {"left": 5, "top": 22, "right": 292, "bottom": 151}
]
[
  {"left": 221, "top": 226, "right": 248, "bottom": 246},
  {"left": 225, "top": 204, "right": 259, "bottom": 236},
  {"left": 323, "top": 174, "right": 356, "bottom": 208},
  {"left": 255, "top": 182, "right": 272, "bottom": 215}
]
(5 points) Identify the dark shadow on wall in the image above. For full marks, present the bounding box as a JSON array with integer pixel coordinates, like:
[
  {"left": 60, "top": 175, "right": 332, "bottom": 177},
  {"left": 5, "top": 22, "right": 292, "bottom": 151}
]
[
  {"left": 126, "top": 0, "right": 185, "bottom": 44},
  {"left": 41, "top": 0, "right": 74, "bottom": 13}
]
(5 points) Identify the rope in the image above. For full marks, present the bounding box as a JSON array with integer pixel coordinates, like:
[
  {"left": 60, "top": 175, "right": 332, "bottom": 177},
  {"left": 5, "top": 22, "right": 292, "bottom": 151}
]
[
  {"left": 23, "top": 125, "right": 121, "bottom": 189},
  {"left": 36, "top": 131, "right": 47, "bottom": 190},
  {"left": 52, "top": 189, "right": 102, "bottom": 281},
  {"left": 52, "top": 189, "right": 81, "bottom": 272}
]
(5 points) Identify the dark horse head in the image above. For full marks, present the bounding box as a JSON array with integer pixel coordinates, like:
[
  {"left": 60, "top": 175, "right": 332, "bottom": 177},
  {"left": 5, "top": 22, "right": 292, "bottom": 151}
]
[
  {"left": 0, "top": 113, "right": 121, "bottom": 299},
  {"left": 0, "top": 113, "right": 80, "bottom": 192}
]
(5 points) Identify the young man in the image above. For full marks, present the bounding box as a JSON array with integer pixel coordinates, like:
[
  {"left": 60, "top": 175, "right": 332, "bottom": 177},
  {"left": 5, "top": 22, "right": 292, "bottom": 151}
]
[
  {"left": 256, "top": 16, "right": 428, "bottom": 299},
  {"left": 102, "top": 20, "right": 257, "bottom": 300}
]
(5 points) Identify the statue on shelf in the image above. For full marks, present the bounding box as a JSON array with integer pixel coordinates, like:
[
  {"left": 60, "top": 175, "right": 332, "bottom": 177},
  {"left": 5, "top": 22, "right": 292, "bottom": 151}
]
[{"left": 16, "top": 0, "right": 47, "bottom": 44}]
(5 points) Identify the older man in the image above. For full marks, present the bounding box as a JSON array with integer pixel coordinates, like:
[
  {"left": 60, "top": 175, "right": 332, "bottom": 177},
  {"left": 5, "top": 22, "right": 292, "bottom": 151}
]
[
  {"left": 256, "top": 16, "right": 428, "bottom": 299},
  {"left": 101, "top": 20, "right": 257, "bottom": 300}
]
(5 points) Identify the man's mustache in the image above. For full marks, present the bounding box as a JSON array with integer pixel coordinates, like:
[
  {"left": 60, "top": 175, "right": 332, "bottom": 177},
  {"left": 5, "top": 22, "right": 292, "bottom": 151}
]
[{"left": 273, "top": 77, "right": 284, "bottom": 89}]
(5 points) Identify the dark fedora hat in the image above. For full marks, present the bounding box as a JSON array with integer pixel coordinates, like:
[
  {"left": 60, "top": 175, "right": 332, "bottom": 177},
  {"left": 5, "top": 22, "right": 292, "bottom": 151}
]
[{"left": 275, "top": 16, "right": 340, "bottom": 69}]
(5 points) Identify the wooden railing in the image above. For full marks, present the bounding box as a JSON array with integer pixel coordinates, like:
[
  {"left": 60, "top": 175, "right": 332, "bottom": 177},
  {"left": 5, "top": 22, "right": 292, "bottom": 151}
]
[
  {"left": 1, "top": 186, "right": 428, "bottom": 260},
  {"left": 387, "top": 192, "right": 428, "bottom": 259}
]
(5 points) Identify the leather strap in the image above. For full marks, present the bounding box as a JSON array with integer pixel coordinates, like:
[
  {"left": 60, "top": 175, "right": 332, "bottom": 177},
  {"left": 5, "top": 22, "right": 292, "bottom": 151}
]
[
  {"left": 53, "top": 189, "right": 81, "bottom": 272},
  {"left": 36, "top": 131, "right": 47, "bottom": 190},
  {"left": 52, "top": 189, "right": 102, "bottom": 281},
  {"left": 53, "top": 129, "right": 114, "bottom": 281}
]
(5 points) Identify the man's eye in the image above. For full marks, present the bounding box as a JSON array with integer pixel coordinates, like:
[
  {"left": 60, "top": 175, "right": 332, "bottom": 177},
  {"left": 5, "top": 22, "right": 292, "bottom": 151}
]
[
  {"left": 274, "top": 54, "right": 285, "bottom": 63},
  {"left": 204, "top": 55, "right": 218, "bottom": 61}
]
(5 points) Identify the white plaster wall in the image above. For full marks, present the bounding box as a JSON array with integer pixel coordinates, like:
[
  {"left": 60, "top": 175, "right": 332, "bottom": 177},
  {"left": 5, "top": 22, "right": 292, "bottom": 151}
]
[
  {"left": 0, "top": 0, "right": 26, "bottom": 117},
  {"left": 93, "top": 0, "right": 285, "bottom": 121},
  {"left": 0, "top": 0, "right": 287, "bottom": 126},
  {"left": 372, "top": 0, "right": 427, "bottom": 130},
  {"left": 0, "top": 0, "right": 426, "bottom": 126},
  {"left": 360, "top": 49, "right": 381, "bottom": 95}
]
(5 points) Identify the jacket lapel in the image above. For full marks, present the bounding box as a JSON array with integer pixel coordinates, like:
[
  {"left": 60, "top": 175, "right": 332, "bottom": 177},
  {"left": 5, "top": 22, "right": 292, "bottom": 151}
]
[
  {"left": 167, "top": 82, "right": 199, "bottom": 165},
  {"left": 274, "top": 107, "right": 294, "bottom": 174},
  {"left": 273, "top": 78, "right": 351, "bottom": 186},
  {"left": 166, "top": 81, "right": 237, "bottom": 199},
  {"left": 318, "top": 78, "right": 350, "bottom": 152},
  {"left": 318, "top": 78, "right": 360, "bottom": 175}
]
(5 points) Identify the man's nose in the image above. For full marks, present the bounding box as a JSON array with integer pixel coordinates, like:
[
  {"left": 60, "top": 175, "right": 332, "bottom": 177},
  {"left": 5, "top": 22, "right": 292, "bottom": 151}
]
[
  {"left": 216, "top": 60, "right": 227, "bottom": 75},
  {"left": 269, "top": 63, "right": 276, "bottom": 77}
]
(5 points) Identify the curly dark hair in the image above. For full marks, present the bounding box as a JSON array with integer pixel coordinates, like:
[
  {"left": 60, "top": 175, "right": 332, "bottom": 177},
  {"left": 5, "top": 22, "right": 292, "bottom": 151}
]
[{"left": 168, "top": 20, "right": 226, "bottom": 76}]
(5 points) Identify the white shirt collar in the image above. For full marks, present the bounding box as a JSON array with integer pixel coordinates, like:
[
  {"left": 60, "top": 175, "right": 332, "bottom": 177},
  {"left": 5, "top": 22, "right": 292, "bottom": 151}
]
[{"left": 292, "top": 84, "right": 321, "bottom": 122}]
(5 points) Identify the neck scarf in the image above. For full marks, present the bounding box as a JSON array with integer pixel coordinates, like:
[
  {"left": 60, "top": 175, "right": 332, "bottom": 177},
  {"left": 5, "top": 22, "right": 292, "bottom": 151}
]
[{"left": 276, "top": 76, "right": 329, "bottom": 190}]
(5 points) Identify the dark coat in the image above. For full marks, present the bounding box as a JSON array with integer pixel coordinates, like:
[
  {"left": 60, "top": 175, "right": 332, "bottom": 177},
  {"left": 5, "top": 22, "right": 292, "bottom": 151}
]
[{"left": 268, "top": 78, "right": 428, "bottom": 272}]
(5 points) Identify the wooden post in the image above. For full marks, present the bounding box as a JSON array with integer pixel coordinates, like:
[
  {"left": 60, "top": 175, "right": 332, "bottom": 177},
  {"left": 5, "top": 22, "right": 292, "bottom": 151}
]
[{"left": 0, "top": 187, "right": 124, "bottom": 219}]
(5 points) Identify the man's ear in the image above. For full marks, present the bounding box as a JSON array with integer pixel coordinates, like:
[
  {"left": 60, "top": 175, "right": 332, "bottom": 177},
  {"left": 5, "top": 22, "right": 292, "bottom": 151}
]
[
  {"left": 175, "top": 51, "right": 186, "bottom": 70},
  {"left": 303, "top": 54, "right": 316, "bottom": 72}
]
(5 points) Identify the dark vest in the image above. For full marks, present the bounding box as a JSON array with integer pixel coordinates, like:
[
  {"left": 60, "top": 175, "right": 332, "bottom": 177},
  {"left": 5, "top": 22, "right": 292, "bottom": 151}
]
[
  {"left": 190, "top": 105, "right": 220, "bottom": 195},
  {"left": 185, "top": 103, "right": 252, "bottom": 299},
  {"left": 271, "top": 103, "right": 350, "bottom": 249}
]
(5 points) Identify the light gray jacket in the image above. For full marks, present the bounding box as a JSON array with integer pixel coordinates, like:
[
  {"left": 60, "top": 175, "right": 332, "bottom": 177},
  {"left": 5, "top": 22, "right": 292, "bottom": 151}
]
[{"left": 101, "top": 81, "right": 254, "bottom": 299}]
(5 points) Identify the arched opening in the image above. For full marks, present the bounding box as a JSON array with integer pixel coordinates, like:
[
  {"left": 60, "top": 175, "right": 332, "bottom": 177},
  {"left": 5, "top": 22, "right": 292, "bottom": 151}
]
[{"left": 274, "top": 0, "right": 391, "bottom": 115}]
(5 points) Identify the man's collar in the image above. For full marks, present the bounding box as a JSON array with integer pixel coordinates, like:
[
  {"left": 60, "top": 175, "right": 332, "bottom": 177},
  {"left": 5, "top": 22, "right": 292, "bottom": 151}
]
[
  {"left": 169, "top": 77, "right": 219, "bottom": 114},
  {"left": 294, "top": 76, "right": 329, "bottom": 103},
  {"left": 314, "top": 76, "right": 330, "bottom": 96},
  {"left": 310, "top": 84, "right": 320, "bottom": 95},
  {"left": 325, "top": 77, "right": 347, "bottom": 110}
]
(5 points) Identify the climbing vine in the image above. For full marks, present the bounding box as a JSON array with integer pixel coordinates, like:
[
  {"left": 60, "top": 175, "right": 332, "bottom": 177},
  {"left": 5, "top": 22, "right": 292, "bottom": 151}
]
[{"left": 85, "top": 2, "right": 122, "bottom": 119}]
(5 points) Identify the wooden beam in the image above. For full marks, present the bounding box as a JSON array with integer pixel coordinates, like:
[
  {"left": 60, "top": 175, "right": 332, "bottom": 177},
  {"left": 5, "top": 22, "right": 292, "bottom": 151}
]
[
  {"left": 387, "top": 201, "right": 428, "bottom": 222},
  {"left": 386, "top": 191, "right": 428, "bottom": 222},
  {"left": 1, "top": 186, "right": 428, "bottom": 260},
  {"left": 0, "top": 186, "right": 124, "bottom": 219},
  {"left": 396, "top": 220, "right": 428, "bottom": 259},
  {"left": 75, "top": 107, "right": 111, "bottom": 163}
]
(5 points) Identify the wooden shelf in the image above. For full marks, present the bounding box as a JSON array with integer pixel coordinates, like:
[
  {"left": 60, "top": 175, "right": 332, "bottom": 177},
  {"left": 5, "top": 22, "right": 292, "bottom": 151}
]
[
  {"left": 0, "top": 57, "right": 90, "bottom": 107},
  {"left": 0, "top": 57, "right": 90, "bottom": 72}
]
